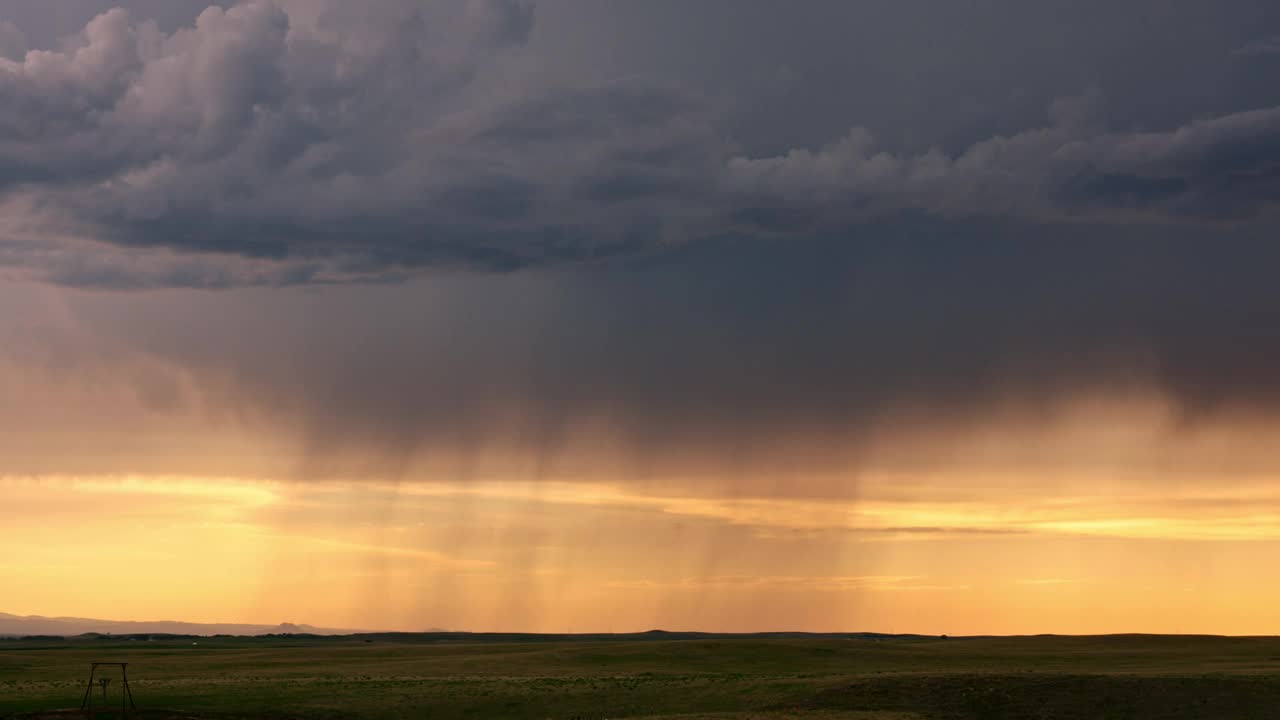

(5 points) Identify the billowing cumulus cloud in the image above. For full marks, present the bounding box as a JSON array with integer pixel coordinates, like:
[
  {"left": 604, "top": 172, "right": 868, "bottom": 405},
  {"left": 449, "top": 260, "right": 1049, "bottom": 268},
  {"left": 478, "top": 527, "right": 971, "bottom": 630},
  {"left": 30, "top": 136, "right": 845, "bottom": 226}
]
[
  {"left": 2, "top": 0, "right": 1280, "bottom": 287},
  {"left": 726, "top": 97, "right": 1280, "bottom": 228}
]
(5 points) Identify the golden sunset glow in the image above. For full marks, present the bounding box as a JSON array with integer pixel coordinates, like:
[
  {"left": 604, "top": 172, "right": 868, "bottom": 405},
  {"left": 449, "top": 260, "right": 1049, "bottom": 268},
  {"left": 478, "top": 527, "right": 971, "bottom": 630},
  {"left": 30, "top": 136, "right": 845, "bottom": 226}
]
[
  {"left": 6, "top": 278, "right": 1280, "bottom": 637},
  {"left": 7, "top": 391, "right": 1280, "bottom": 637}
]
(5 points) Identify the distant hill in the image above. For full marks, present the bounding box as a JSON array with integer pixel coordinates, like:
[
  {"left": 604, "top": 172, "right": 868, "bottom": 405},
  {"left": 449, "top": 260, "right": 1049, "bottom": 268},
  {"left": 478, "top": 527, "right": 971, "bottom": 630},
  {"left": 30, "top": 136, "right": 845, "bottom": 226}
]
[
  {"left": 0, "top": 611, "right": 359, "bottom": 637},
  {"left": 1, "top": 612, "right": 940, "bottom": 642},
  {"left": 331, "top": 629, "right": 938, "bottom": 645}
]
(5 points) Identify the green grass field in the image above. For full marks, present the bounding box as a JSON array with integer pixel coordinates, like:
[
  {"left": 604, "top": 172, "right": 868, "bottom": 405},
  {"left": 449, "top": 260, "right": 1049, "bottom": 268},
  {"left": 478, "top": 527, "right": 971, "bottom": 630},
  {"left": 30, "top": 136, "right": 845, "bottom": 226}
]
[{"left": 3, "top": 634, "right": 1280, "bottom": 719}]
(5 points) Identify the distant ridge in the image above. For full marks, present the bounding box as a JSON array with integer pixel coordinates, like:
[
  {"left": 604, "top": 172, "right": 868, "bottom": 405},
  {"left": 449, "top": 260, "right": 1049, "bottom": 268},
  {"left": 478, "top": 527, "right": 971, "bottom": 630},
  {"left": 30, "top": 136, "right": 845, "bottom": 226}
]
[
  {"left": 341, "top": 630, "right": 937, "bottom": 643},
  {"left": 0, "top": 611, "right": 359, "bottom": 637},
  {"left": 1, "top": 612, "right": 948, "bottom": 642}
]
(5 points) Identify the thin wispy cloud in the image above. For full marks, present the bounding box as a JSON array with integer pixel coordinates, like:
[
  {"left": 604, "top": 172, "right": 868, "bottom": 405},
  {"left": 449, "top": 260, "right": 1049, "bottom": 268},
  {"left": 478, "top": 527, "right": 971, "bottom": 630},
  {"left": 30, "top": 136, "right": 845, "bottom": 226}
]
[{"left": 1234, "top": 36, "right": 1280, "bottom": 57}]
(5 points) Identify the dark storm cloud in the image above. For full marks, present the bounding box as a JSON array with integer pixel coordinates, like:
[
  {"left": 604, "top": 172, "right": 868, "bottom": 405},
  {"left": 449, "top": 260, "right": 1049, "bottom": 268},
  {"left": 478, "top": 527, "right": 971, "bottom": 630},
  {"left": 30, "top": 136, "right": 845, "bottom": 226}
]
[
  {"left": 24, "top": 220, "right": 1272, "bottom": 482},
  {"left": 2, "top": 0, "right": 1280, "bottom": 286}
]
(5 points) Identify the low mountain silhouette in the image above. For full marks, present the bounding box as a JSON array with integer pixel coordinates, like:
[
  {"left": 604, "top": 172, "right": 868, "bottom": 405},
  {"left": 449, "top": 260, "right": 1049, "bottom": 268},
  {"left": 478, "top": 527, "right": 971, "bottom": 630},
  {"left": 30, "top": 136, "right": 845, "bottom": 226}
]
[{"left": 0, "top": 611, "right": 358, "bottom": 637}]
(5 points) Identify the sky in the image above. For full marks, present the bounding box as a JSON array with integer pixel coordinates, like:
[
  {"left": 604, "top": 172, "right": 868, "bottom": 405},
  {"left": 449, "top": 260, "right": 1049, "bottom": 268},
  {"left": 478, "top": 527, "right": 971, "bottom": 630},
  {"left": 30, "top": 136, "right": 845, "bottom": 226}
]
[{"left": 3, "top": 0, "right": 1280, "bottom": 635}]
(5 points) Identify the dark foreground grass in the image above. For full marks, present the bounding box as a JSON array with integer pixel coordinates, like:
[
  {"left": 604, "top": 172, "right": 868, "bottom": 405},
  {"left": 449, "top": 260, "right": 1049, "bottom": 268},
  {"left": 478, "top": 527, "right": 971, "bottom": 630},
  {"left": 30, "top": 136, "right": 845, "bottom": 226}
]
[{"left": 3, "top": 634, "right": 1280, "bottom": 719}]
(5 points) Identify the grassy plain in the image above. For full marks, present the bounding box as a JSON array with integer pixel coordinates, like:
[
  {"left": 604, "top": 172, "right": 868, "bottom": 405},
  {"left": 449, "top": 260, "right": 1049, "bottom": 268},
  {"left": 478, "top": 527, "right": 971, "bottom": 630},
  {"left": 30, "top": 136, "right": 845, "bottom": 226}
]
[{"left": 3, "top": 633, "right": 1280, "bottom": 719}]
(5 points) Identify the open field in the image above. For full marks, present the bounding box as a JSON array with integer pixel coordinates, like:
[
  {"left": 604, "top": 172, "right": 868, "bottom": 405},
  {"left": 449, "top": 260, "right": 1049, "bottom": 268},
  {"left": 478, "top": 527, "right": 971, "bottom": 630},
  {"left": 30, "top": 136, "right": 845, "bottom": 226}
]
[{"left": 3, "top": 633, "right": 1280, "bottom": 719}]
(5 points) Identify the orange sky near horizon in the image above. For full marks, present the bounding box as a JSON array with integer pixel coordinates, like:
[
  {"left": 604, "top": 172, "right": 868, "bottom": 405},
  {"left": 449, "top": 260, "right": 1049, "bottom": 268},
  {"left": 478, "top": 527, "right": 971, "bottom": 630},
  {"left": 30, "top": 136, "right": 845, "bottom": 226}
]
[
  {"left": 6, "top": 429, "right": 1280, "bottom": 637},
  {"left": 5, "top": 282, "right": 1280, "bottom": 636}
]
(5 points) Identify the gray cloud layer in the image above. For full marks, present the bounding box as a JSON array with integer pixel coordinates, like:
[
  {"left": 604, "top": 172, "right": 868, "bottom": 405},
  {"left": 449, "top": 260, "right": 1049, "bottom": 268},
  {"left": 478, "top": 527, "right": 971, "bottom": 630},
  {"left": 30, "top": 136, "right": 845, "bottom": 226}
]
[
  {"left": 2, "top": 0, "right": 1280, "bottom": 286},
  {"left": 5, "top": 223, "right": 1280, "bottom": 484}
]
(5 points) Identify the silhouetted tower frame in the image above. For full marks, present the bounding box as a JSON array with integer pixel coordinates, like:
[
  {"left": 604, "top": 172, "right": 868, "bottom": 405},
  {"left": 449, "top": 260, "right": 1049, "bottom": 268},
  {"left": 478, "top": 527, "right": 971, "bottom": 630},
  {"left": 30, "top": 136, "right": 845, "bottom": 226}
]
[{"left": 80, "top": 662, "right": 136, "bottom": 716}]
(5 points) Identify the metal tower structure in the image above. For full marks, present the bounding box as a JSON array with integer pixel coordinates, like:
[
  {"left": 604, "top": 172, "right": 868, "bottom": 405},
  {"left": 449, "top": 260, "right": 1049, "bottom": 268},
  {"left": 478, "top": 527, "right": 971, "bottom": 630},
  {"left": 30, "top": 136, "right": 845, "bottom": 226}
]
[{"left": 80, "top": 662, "right": 137, "bottom": 716}]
